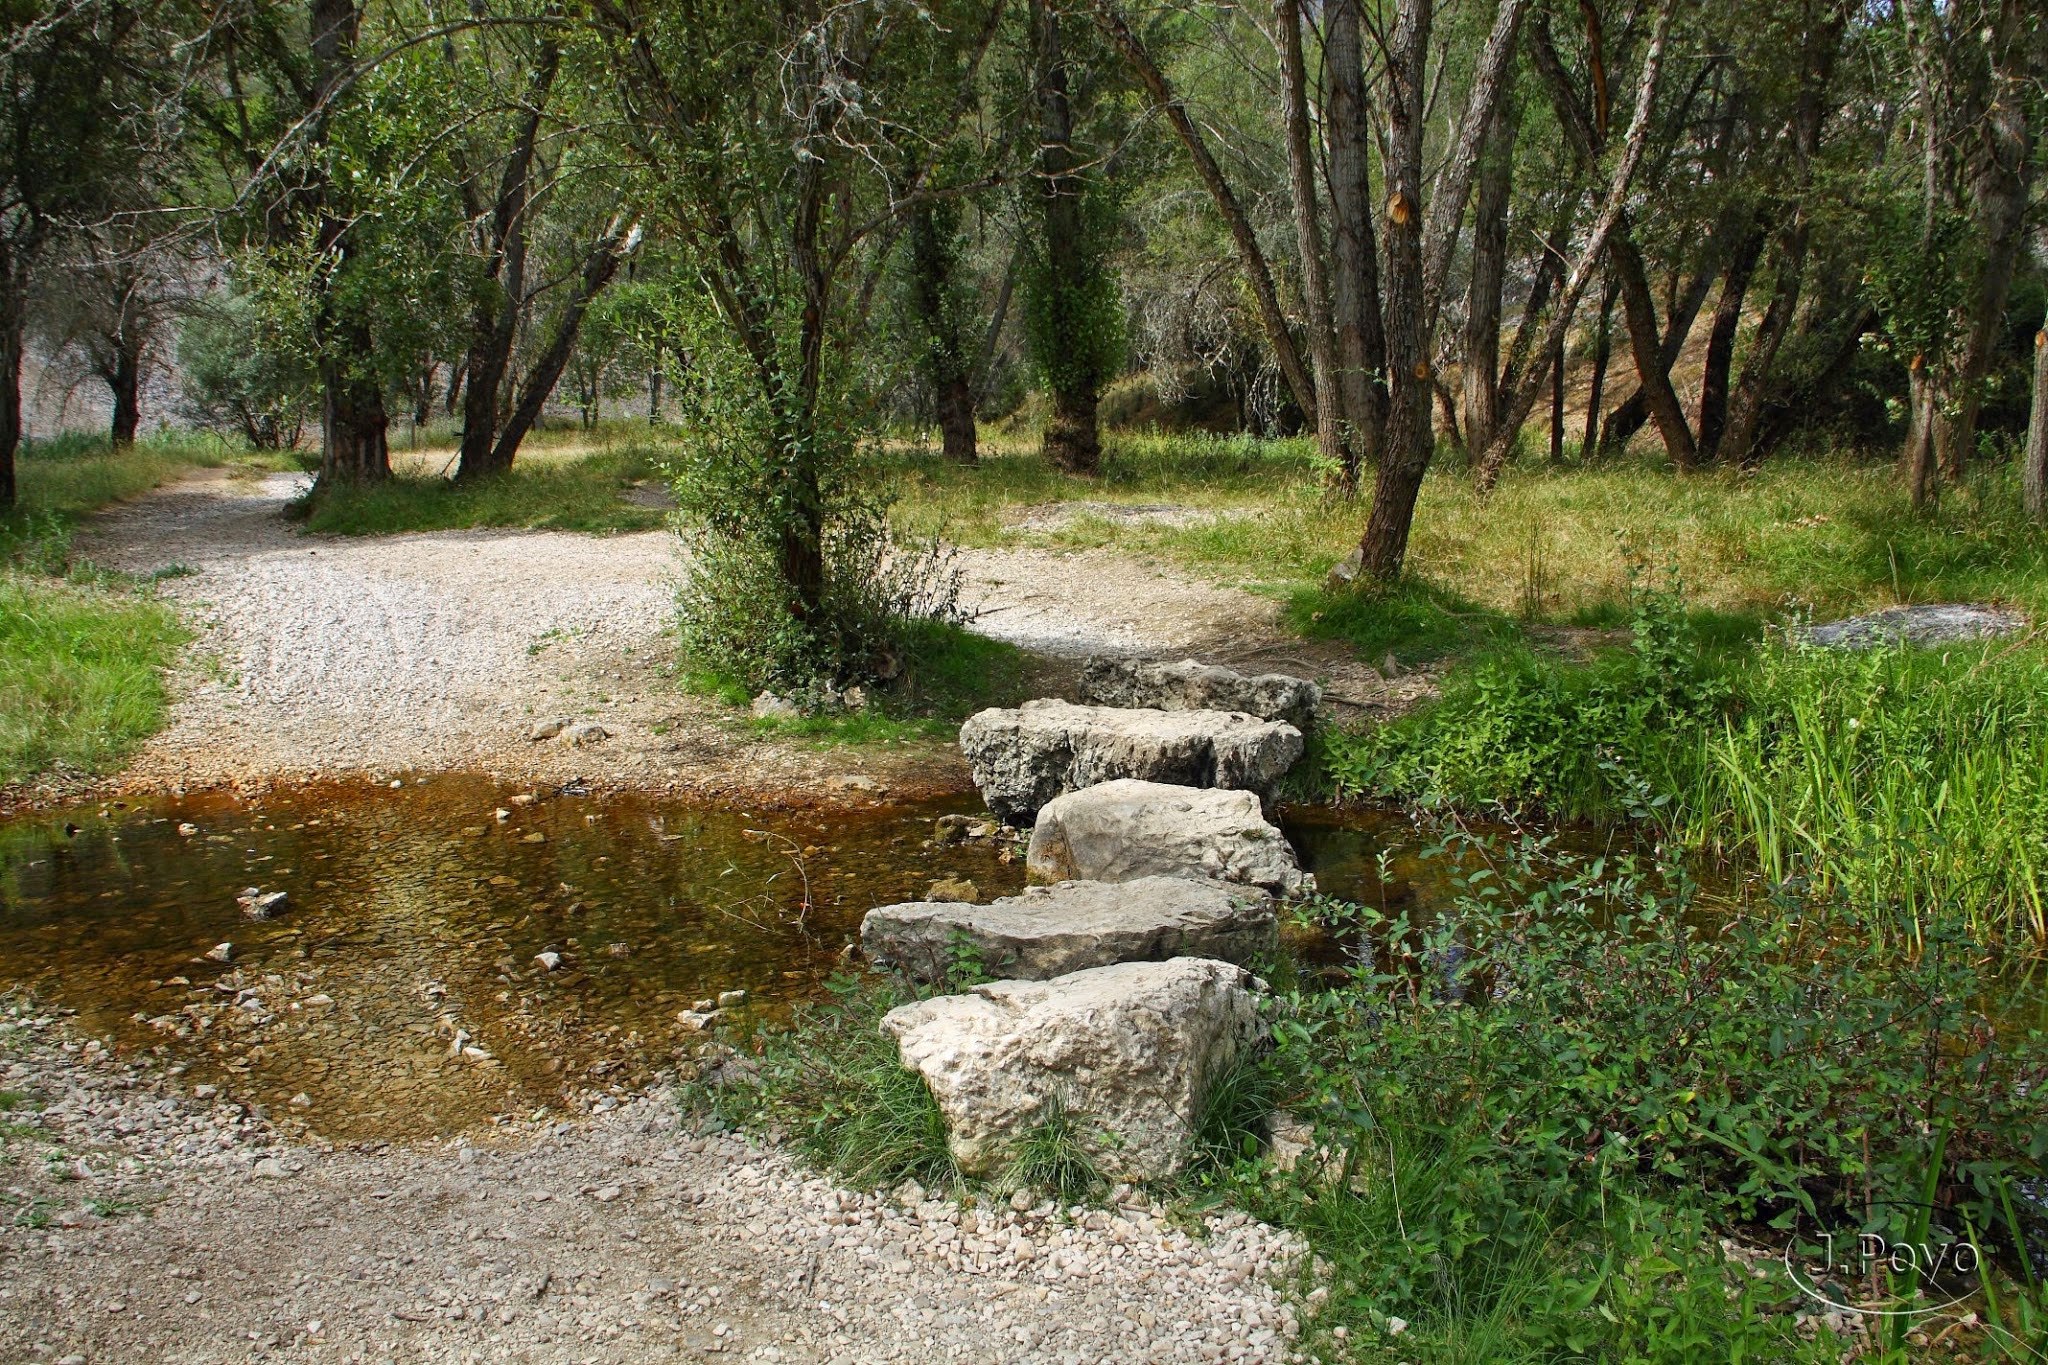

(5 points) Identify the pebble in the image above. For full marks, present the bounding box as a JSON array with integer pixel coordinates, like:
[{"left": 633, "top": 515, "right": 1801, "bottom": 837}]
[{"left": 203, "top": 943, "right": 232, "bottom": 963}]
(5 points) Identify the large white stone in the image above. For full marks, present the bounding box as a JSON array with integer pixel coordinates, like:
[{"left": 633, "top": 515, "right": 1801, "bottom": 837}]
[
  {"left": 881, "top": 957, "right": 1264, "bottom": 1181},
  {"left": 860, "top": 875, "right": 1276, "bottom": 983},
  {"left": 958, "top": 699, "right": 1303, "bottom": 824},
  {"left": 1080, "top": 657, "right": 1320, "bottom": 731},
  {"left": 1799, "top": 604, "right": 2026, "bottom": 650},
  {"left": 1026, "top": 779, "right": 1312, "bottom": 897}
]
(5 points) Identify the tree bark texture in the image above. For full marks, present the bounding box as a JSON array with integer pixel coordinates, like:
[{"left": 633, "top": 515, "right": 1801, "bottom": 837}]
[
  {"left": 1323, "top": 0, "right": 1386, "bottom": 483},
  {"left": 1277, "top": 0, "right": 1340, "bottom": 469},
  {"left": 908, "top": 202, "right": 978, "bottom": 463},
  {"left": 1607, "top": 231, "right": 1698, "bottom": 469},
  {"left": 1038, "top": 1, "right": 1101, "bottom": 474},
  {"left": 1696, "top": 223, "right": 1766, "bottom": 459},
  {"left": 1461, "top": 92, "right": 1516, "bottom": 458},
  {"left": 2024, "top": 322, "right": 2048, "bottom": 521}
]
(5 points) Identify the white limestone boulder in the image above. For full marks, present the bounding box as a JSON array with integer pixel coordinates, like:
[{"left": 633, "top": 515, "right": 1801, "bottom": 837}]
[
  {"left": 860, "top": 875, "right": 1276, "bottom": 983},
  {"left": 1025, "top": 779, "right": 1312, "bottom": 897},
  {"left": 880, "top": 957, "right": 1265, "bottom": 1181},
  {"left": 1080, "top": 657, "right": 1321, "bottom": 731},
  {"left": 958, "top": 699, "right": 1303, "bottom": 824}
]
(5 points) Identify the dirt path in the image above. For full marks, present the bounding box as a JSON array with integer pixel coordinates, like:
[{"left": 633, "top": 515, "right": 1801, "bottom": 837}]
[{"left": 57, "top": 470, "right": 1408, "bottom": 804}]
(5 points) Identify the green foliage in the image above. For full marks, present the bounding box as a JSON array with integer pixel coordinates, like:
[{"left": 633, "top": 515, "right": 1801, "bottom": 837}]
[
  {"left": 1245, "top": 834, "right": 2042, "bottom": 1359},
  {"left": 0, "top": 576, "right": 185, "bottom": 782},
  {"left": 297, "top": 445, "right": 666, "bottom": 536},
  {"left": 1003, "top": 1095, "right": 1105, "bottom": 1204},
  {"left": 1020, "top": 177, "right": 1126, "bottom": 400},
  {"left": 722, "top": 621, "right": 1029, "bottom": 746},
  {"left": 716, "top": 975, "right": 957, "bottom": 1193},
  {"left": 175, "top": 287, "right": 317, "bottom": 449}
]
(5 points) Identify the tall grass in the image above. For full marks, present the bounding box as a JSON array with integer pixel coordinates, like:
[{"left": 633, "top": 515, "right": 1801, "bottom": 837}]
[
  {"left": 298, "top": 443, "right": 668, "bottom": 535},
  {"left": 1689, "top": 640, "right": 2048, "bottom": 948}
]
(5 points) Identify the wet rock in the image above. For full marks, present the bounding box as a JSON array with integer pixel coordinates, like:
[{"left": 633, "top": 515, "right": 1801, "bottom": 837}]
[
  {"left": 528, "top": 718, "right": 569, "bottom": 742},
  {"left": 750, "top": 692, "right": 801, "bottom": 721},
  {"left": 1026, "top": 779, "right": 1312, "bottom": 897},
  {"left": 237, "top": 888, "right": 289, "bottom": 920},
  {"left": 933, "top": 814, "right": 995, "bottom": 844},
  {"left": 881, "top": 957, "right": 1266, "bottom": 1180},
  {"left": 861, "top": 876, "right": 1276, "bottom": 983},
  {"left": 1079, "top": 657, "right": 1321, "bottom": 731},
  {"left": 923, "top": 876, "right": 980, "bottom": 903},
  {"left": 176, "top": 822, "right": 197, "bottom": 836},
  {"left": 716, "top": 989, "right": 747, "bottom": 1009},
  {"left": 532, "top": 951, "right": 563, "bottom": 972},
  {"left": 203, "top": 943, "right": 233, "bottom": 963},
  {"left": 959, "top": 700, "right": 1304, "bottom": 824},
  {"left": 676, "top": 1009, "right": 721, "bottom": 1031},
  {"left": 561, "top": 721, "right": 610, "bottom": 747},
  {"left": 1799, "top": 603, "right": 2026, "bottom": 650}
]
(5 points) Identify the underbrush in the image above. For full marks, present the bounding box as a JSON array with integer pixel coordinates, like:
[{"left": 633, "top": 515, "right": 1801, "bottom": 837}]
[
  {"left": 1324, "top": 576, "right": 2048, "bottom": 950},
  {"left": 296, "top": 444, "right": 667, "bottom": 535},
  {"left": 1237, "top": 831, "right": 2047, "bottom": 1361},
  {"left": 0, "top": 433, "right": 245, "bottom": 782}
]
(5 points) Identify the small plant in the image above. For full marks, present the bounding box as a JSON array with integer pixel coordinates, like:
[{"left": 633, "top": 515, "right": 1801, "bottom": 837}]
[{"left": 1002, "top": 1095, "right": 1104, "bottom": 1205}]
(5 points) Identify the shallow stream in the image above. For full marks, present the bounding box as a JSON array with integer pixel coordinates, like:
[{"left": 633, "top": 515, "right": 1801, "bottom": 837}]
[{"left": 0, "top": 776, "right": 1437, "bottom": 1142}]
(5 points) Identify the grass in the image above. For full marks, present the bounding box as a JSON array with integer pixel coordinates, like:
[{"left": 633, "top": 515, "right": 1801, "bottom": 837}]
[
  {"left": 693, "top": 619, "right": 1031, "bottom": 745},
  {"left": 881, "top": 433, "right": 2048, "bottom": 648},
  {"left": 297, "top": 441, "right": 670, "bottom": 536},
  {"left": 0, "top": 431, "right": 262, "bottom": 784}
]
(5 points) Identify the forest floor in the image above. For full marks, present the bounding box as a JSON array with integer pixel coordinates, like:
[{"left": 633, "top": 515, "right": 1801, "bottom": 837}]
[{"left": 12, "top": 463, "right": 1407, "bottom": 810}]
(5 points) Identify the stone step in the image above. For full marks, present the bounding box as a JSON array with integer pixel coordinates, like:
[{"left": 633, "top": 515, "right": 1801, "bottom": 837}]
[
  {"left": 881, "top": 957, "right": 1265, "bottom": 1182},
  {"left": 1025, "top": 778, "right": 1312, "bottom": 897},
  {"left": 861, "top": 875, "right": 1275, "bottom": 984},
  {"left": 1080, "top": 656, "right": 1320, "bottom": 730},
  {"left": 959, "top": 699, "right": 1303, "bottom": 824}
]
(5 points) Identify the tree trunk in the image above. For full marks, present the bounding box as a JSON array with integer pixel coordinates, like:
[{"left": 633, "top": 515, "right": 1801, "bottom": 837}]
[
  {"left": 491, "top": 227, "right": 630, "bottom": 469},
  {"left": 907, "top": 201, "right": 977, "bottom": 463},
  {"left": 1903, "top": 354, "right": 1937, "bottom": 508},
  {"left": 107, "top": 333, "right": 142, "bottom": 447},
  {"left": 1583, "top": 272, "right": 1615, "bottom": 455},
  {"left": 1324, "top": 0, "right": 1386, "bottom": 483},
  {"left": 936, "top": 374, "right": 977, "bottom": 462},
  {"left": 1461, "top": 94, "right": 1516, "bottom": 456},
  {"left": 2023, "top": 321, "right": 2048, "bottom": 521},
  {"left": 1549, "top": 336, "right": 1565, "bottom": 463},
  {"left": 318, "top": 358, "right": 391, "bottom": 485},
  {"left": 1277, "top": 0, "right": 1340, "bottom": 470},
  {"left": 0, "top": 246, "right": 21, "bottom": 507},
  {"left": 1356, "top": 0, "right": 1435, "bottom": 582},
  {"left": 1607, "top": 230, "right": 1698, "bottom": 469},
  {"left": 1696, "top": 222, "right": 1765, "bottom": 459},
  {"left": 1038, "top": 1, "right": 1102, "bottom": 474}
]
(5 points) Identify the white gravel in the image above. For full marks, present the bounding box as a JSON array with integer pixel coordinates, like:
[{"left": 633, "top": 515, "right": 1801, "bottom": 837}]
[{"left": 0, "top": 1006, "right": 1307, "bottom": 1365}]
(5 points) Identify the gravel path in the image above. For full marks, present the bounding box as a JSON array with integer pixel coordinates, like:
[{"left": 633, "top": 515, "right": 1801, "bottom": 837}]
[
  {"left": 1, "top": 1006, "right": 1307, "bottom": 1365},
  {"left": 57, "top": 470, "right": 1375, "bottom": 804}
]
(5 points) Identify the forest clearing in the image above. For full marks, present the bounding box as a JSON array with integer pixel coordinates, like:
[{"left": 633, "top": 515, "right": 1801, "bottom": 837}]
[{"left": 2, "top": 0, "right": 2047, "bottom": 1361}]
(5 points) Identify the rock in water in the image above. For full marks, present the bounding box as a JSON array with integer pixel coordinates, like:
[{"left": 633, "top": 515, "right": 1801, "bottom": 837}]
[
  {"left": 1799, "top": 604, "right": 2026, "bottom": 650},
  {"left": 1026, "top": 779, "right": 1312, "bottom": 896},
  {"left": 203, "top": 943, "right": 233, "bottom": 963},
  {"left": 236, "top": 888, "right": 289, "bottom": 920},
  {"left": 862, "top": 875, "right": 1276, "bottom": 983},
  {"left": 881, "top": 957, "right": 1265, "bottom": 1181},
  {"left": 1079, "top": 657, "right": 1320, "bottom": 731},
  {"left": 958, "top": 700, "right": 1303, "bottom": 824}
]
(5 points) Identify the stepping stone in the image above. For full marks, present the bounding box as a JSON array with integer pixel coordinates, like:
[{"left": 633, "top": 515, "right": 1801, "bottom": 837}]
[
  {"left": 1799, "top": 604, "right": 2026, "bottom": 650},
  {"left": 881, "top": 957, "right": 1265, "bottom": 1182},
  {"left": 1026, "top": 779, "right": 1312, "bottom": 897},
  {"left": 959, "top": 699, "right": 1303, "bottom": 824},
  {"left": 861, "top": 875, "right": 1275, "bottom": 984},
  {"left": 1080, "top": 657, "right": 1321, "bottom": 730}
]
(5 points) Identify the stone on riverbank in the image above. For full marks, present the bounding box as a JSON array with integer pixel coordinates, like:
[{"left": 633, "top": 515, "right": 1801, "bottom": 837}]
[
  {"left": 1026, "top": 779, "right": 1312, "bottom": 897},
  {"left": 861, "top": 875, "right": 1276, "bottom": 983},
  {"left": 880, "top": 957, "right": 1265, "bottom": 1181},
  {"left": 1079, "top": 657, "right": 1320, "bottom": 730},
  {"left": 1800, "top": 603, "right": 2025, "bottom": 650},
  {"left": 959, "top": 699, "right": 1303, "bottom": 824}
]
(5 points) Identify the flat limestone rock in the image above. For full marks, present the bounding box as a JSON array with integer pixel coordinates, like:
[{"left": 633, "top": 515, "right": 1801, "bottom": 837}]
[
  {"left": 1800, "top": 604, "right": 2025, "bottom": 650},
  {"left": 1026, "top": 779, "right": 1312, "bottom": 897},
  {"left": 1080, "top": 657, "right": 1321, "bottom": 730},
  {"left": 881, "top": 957, "right": 1265, "bottom": 1181},
  {"left": 959, "top": 699, "right": 1304, "bottom": 824},
  {"left": 860, "top": 875, "right": 1276, "bottom": 983}
]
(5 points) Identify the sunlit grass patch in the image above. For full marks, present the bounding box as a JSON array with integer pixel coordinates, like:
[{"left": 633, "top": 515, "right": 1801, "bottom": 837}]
[{"left": 297, "top": 443, "right": 669, "bottom": 536}]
